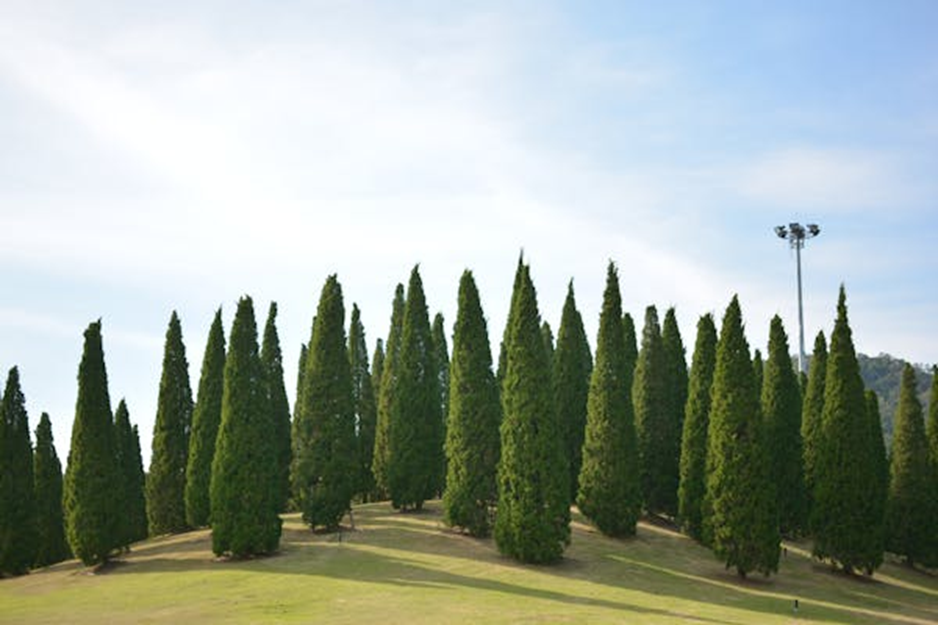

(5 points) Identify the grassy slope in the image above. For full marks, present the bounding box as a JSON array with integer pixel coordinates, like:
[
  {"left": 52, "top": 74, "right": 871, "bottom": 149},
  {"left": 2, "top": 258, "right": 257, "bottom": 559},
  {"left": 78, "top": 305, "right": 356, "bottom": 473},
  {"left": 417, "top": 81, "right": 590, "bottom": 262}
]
[{"left": 2, "top": 502, "right": 937, "bottom": 624}]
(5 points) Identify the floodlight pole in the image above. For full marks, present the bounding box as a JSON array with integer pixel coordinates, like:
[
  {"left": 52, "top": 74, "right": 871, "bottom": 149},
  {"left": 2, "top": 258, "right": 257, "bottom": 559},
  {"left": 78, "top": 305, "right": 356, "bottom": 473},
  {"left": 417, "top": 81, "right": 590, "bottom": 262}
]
[{"left": 775, "top": 223, "right": 820, "bottom": 375}]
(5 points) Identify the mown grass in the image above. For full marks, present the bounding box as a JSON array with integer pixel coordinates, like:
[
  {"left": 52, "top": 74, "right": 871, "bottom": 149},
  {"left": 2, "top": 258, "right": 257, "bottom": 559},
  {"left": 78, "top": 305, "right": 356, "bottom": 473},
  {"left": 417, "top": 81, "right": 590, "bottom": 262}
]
[{"left": 1, "top": 501, "right": 936, "bottom": 624}]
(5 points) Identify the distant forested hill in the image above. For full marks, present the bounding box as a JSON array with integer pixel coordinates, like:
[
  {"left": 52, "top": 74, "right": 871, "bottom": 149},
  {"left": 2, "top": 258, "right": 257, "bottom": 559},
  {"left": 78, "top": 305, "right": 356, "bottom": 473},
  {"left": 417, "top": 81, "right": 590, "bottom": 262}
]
[{"left": 857, "top": 353, "right": 932, "bottom": 445}]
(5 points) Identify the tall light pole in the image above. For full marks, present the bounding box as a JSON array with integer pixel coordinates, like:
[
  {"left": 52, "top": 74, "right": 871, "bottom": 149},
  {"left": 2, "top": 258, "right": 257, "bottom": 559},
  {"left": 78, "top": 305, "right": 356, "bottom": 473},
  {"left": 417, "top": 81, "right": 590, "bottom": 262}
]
[{"left": 775, "top": 222, "right": 820, "bottom": 374}]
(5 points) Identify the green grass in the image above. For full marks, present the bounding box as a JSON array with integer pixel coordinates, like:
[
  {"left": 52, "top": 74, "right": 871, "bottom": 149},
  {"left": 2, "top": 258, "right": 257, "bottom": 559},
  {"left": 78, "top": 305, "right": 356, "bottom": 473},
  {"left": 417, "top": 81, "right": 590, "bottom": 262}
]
[{"left": 2, "top": 501, "right": 937, "bottom": 624}]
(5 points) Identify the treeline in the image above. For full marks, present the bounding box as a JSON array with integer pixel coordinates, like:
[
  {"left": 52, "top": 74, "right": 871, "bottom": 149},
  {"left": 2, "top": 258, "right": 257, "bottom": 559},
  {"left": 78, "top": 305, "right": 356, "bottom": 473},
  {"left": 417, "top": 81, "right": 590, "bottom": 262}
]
[{"left": 3, "top": 260, "right": 938, "bottom": 578}]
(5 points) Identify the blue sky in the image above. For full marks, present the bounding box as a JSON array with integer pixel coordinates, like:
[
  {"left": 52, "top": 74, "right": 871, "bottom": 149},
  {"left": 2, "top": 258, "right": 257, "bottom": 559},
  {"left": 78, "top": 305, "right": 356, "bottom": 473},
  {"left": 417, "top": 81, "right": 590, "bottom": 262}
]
[{"left": 2, "top": 1, "right": 937, "bottom": 464}]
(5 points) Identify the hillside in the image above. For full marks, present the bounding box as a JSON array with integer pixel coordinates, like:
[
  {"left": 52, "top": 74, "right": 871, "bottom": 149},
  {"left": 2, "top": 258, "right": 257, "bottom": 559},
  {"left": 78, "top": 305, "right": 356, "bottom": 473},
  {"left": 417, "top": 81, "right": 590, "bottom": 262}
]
[
  {"left": 1, "top": 502, "right": 936, "bottom": 624},
  {"left": 857, "top": 353, "right": 933, "bottom": 444}
]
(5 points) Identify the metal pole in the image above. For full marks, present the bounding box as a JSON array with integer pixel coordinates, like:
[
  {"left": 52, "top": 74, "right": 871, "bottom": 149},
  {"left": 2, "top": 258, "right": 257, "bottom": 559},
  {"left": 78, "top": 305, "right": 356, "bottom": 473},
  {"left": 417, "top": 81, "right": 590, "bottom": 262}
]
[{"left": 795, "top": 239, "right": 806, "bottom": 374}]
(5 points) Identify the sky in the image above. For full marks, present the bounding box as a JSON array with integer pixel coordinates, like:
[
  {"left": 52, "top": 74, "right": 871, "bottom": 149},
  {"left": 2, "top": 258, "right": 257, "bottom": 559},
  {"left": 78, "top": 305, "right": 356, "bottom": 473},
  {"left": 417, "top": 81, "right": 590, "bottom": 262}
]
[{"left": 1, "top": 1, "right": 937, "bottom": 465}]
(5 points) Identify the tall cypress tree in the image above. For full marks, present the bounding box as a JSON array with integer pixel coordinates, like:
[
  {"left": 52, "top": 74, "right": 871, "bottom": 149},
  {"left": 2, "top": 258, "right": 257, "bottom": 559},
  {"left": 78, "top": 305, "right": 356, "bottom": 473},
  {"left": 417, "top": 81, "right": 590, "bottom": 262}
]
[
  {"left": 114, "top": 400, "right": 147, "bottom": 547},
  {"left": 432, "top": 312, "right": 451, "bottom": 495},
  {"left": 541, "top": 321, "right": 555, "bottom": 365},
  {"left": 633, "top": 305, "right": 672, "bottom": 515},
  {"left": 885, "top": 364, "right": 934, "bottom": 566},
  {"left": 64, "top": 321, "right": 121, "bottom": 566},
  {"left": 373, "top": 284, "right": 405, "bottom": 499},
  {"left": 660, "top": 307, "right": 688, "bottom": 518},
  {"left": 927, "top": 367, "right": 938, "bottom": 566},
  {"left": 801, "top": 331, "right": 827, "bottom": 524},
  {"left": 261, "top": 302, "right": 292, "bottom": 513},
  {"left": 292, "top": 276, "right": 357, "bottom": 529},
  {"left": 495, "top": 262, "right": 570, "bottom": 563},
  {"left": 812, "top": 286, "right": 884, "bottom": 574},
  {"left": 33, "top": 412, "right": 70, "bottom": 567},
  {"left": 349, "top": 304, "right": 378, "bottom": 501},
  {"left": 703, "top": 296, "right": 780, "bottom": 578},
  {"left": 147, "top": 311, "right": 193, "bottom": 535},
  {"left": 443, "top": 270, "right": 502, "bottom": 536},
  {"left": 185, "top": 309, "right": 226, "bottom": 528},
  {"left": 554, "top": 281, "right": 592, "bottom": 502},
  {"left": 0, "top": 368, "right": 37, "bottom": 575},
  {"left": 372, "top": 340, "right": 385, "bottom": 409},
  {"left": 211, "top": 297, "right": 282, "bottom": 557},
  {"left": 752, "top": 349, "right": 764, "bottom": 401},
  {"left": 622, "top": 312, "right": 638, "bottom": 391},
  {"left": 388, "top": 266, "right": 442, "bottom": 510},
  {"left": 497, "top": 254, "right": 527, "bottom": 395},
  {"left": 762, "top": 315, "right": 806, "bottom": 536},
  {"left": 577, "top": 263, "right": 641, "bottom": 537},
  {"left": 678, "top": 314, "right": 717, "bottom": 541}
]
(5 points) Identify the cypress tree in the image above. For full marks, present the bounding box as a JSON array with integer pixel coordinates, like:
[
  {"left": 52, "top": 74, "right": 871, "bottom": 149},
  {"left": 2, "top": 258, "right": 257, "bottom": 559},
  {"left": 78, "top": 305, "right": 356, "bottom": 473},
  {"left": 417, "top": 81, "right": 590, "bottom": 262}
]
[
  {"left": 812, "top": 286, "right": 884, "bottom": 574},
  {"left": 0, "top": 368, "right": 37, "bottom": 575},
  {"left": 497, "top": 254, "right": 527, "bottom": 395},
  {"left": 64, "top": 321, "right": 121, "bottom": 565},
  {"left": 291, "top": 276, "right": 357, "bottom": 529},
  {"left": 703, "top": 296, "right": 780, "bottom": 578},
  {"left": 349, "top": 304, "right": 378, "bottom": 501},
  {"left": 494, "top": 262, "right": 570, "bottom": 563},
  {"left": 576, "top": 263, "right": 641, "bottom": 536},
  {"left": 388, "top": 266, "right": 443, "bottom": 510},
  {"left": 114, "top": 400, "right": 147, "bottom": 547},
  {"left": 373, "top": 285, "right": 404, "bottom": 499},
  {"left": 928, "top": 367, "right": 938, "bottom": 566},
  {"left": 678, "top": 313, "right": 717, "bottom": 541},
  {"left": 147, "top": 311, "right": 193, "bottom": 535},
  {"left": 622, "top": 312, "right": 638, "bottom": 391},
  {"left": 443, "top": 270, "right": 502, "bottom": 536},
  {"left": 633, "top": 305, "right": 672, "bottom": 515},
  {"left": 660, "top": 307, "right": 688, "bottom": 518},
  {"left": 541, "top": 321, "right": 555, "bottom": 365},
  {"left": 185, "top": 309, "right": 226, "bottom": 528},
  {"left": 554, "top": 281, "right": 592, "bottom": 502},
  {"left": 432, "top": 312, "right": 451, "bottom": 495},
  {"left": 372, "top": 340, "right": 385, "bottom": 408},
  {"left": 211, "top": 296, "right": 282, "bottom": 557},
  {"left": 801, "top": 331, "right": 827, "bottom": 523},
  {"left": 33, "top": 412, "right": 70, "bottom": 567},
  {"left": 261, "top": 302, "right": 292, "bottom": 513},
  {"left": 761, "top": 315, "right": 806, "bottom": 536},
  {"left": 885, "top": 364, "right": 934, "bottom": 565},
  {"left": 752, "top": 349, "right": 764, "bottom": 401}
]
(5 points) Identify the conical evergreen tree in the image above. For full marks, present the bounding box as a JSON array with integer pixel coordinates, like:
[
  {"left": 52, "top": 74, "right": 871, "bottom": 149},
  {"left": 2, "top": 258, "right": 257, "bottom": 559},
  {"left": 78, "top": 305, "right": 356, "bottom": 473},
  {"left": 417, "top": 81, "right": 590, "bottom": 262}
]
[
  {"left": 372, "top": 340, "right": 385, "bottom": 409},
  {"left": 703, "top": 296, "right": 780, "bottom": 578},
  {"left": 678, "top": 313, "right": 717, "bottom": 541},
  {"left": 541, "top": 321, "right": 555, "bottom": 365},
  {"left": 885, "top": 364, "right": 934, "bottom": 566},
  {"left": 495, "top": 262, "right": 570, "bottom": 563},
  {"left": 554, "top": 281, "right": 592, "bottom": 502},
  {"left": 114, "top": 400, "right": 147, "bottom": 547},
  {"left": 261, "top": 302, "right": 292, "bottom": 513},
  {"left": 432, "top": 312, "right": 450, "bottom": 495},
  {"left": 292, "top": 276, "right": 357, "bottom": 529},
  {"left": 0, "top": 368, "right": 37, "bottom": 575},
  {"left": 373, "top": 285, "right": 404, "bottom": 499},
  {"left": 147, "top": 311, "right": 193, "bottom": 535},
  {"left": 577, "top": 263, "right": 641, "bottom": 537},
  {"left": 497, "top": 254, "right": 527, "bottom": 396},
  {"left": 211, "top": 297, "right": 282, "bottom": 557},
  {"left": 752, "top": 349, "right": 764, "bottom": 402},
  {"left": 349, "top": 304, "right": 378, "bottom": 501},
  {"left": 185, "top": 309, "right": 226, "bottom": 528},
  {"left": 928, "top": 367, "right": 938, "bottom": 566},
  {"left": 660, "top": 307, "right": 688, "bottom": 518},
  {"left": 388, "top": 266, "right": 443, "bottom": 510},
  {"left": 443, "top": 270, "right": 502, "bottom": 536},
  {"left": 761, "top": 315, "right": 806, "bottom": 536},
  {"left": 293, "top": 343, "right": 309, "bottom": 432},
  {"left": 801, "top": 331, "right": 827, "bottom": 524},
  {"left": 622, "top": 312, "right": 638, "bottom": 391},
  {"left": 64, "top": 321, "right": 121, "bottom": 565},
  {"left": 812, "top": 286, "right": 884, "bottom": 574},
  {"left": 33, "top": 412, "right": 70, "bottom": 567}
]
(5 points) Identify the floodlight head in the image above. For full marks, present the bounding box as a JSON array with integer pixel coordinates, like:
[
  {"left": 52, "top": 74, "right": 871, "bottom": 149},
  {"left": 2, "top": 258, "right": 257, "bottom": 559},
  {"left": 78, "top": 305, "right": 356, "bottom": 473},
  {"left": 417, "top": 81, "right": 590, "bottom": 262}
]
[
  {"left": 775, "top": 225, "right": 788, "bottom": 238},
  {"left": 807, "top": 223, "right": 820, "bottom": 236},
  {"left": 789, "top": 223, "right": 805, "bottom": 238}
]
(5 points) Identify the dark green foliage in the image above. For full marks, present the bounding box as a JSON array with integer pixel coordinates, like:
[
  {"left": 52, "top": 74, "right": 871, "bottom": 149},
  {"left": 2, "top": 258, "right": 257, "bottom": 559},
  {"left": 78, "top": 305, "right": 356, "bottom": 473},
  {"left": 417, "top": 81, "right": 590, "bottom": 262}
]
[
  {"left": 752, "top": 349, "right": 763, "bottom": 401},
  {"left": 801, "top": 331, "right": 827, "bottom": 522},
  {"left": 496, "top": 255, "right": 527, "bottom": 396},
  {"left": 349, "top": 304, "right": 378, "bottom": 501},
  {"left": 261, "top": 302, "right": 293, "bottom": 513},
  {"left": 885, "top": 365, "right": 934, "bottom": 565},
  {"left": 185, "top": 309, "right": 226, "bottom": 528},
  {"left": 114, "top": 400, "right": 146, "bottom": 548},
  {"left": 678, "top": 314, "right": 717, "bottom": 541},
  {"left": 703, "top": 296, "right": 780, "bottom": 578},
  {"left": 373, "top": 284, "right": 405, "bottom": 499},
  {"left": 294, "top": 344, "right": 309, "bottom": 427},
  {"left": 554, "top": 281, "right": 592, "bottom": 502},
  {"left": 927, "top": 367, "right": 938, "bottom": 566},
  {"left": 495, "top": 261, "right": 570, "bottom": 563},
  {"left": 64, "top": 321, "right": 121, "bottom": 565},
  {"left": 443, "top": 271, "right": 502, "bottom": 536},
  {"left": 812, "top": 287, "right": 884, "bottom": 574},
  {"left": 622, "top": 312, "right": 638, "bottom": 392},
  {"left": 761, "top": 316, "right": 806, "bottom": 536},
  {"left": 633, "top": 306, "right": 674, "bottom": 515},
  {"left": 432, "top": 312, "right": 450, "bottom": 495},
  {"left": 292, "top": 277, "right": 357, "bottom": 530},
  {"left": 660, "top": 307, "right": 688, "bottom": 518},
  {"left": 388, "top": 266, "right": 443, "bottom": 510},
  {"left": 33, "top": 413, "right": 70, "bottom": 567},
  {"left": 0, "top": 368, "right": 37, "bottom": 575},
  {"left": 211, "top": 297, "right": 282, "bottom": 557},
  {"left": 147, "top": 311, "right": 193, "bottom": 536},
  {"left": 576, "top": 263, "right": 641, "bottom": 537},
  {"left": 372, "top": 340, "right": 385, "bottom": 409},
  {"left": 541, "top": 321, "right": 555, "bottom": 365}
]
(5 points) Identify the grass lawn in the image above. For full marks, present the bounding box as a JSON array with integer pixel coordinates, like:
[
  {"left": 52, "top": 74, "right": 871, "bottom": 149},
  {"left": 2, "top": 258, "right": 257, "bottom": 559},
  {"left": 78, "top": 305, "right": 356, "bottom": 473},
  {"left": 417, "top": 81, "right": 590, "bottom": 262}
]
[{"left": 1, "top": 501, "right": 936, "bottom": 624}]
